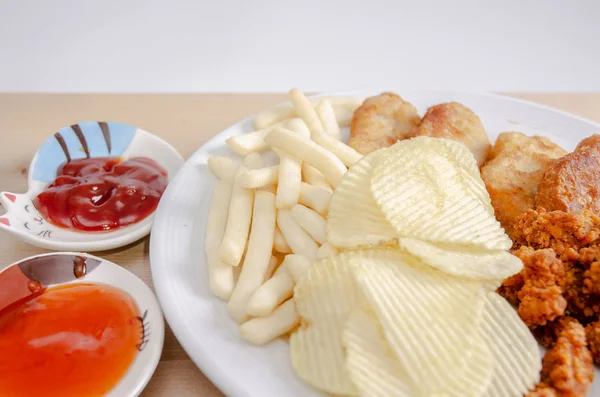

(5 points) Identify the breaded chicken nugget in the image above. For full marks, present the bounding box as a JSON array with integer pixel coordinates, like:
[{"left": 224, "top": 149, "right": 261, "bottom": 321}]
[
  {"left": 481, "top": 132, "right": 567, "bottom": 236},
  {"left": 410, "top": 102, "right": 491, "bottom": 167},
  {"left": 576, "top": 134, "right": 600, "bottom": 151},
  {"left": 537, "top": 134, "right": 600, "bottom": 213},
  {"left": 348, "top": 92, "right": 420, "bottom": 154}
]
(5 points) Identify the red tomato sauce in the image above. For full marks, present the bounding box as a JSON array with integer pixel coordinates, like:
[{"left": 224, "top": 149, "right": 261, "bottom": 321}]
[
  {"left": 0, "top": 283, "right": 141, "bottom": 397},
  {"left": 34, "top": 157, "right": 168, "bottom": 231}
]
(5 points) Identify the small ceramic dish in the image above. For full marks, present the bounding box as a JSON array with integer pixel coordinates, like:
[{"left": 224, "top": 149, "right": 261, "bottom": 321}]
[
  {"left": 0, "top": 121, "right": 183, "bottom": 251},
  {"left": 0, "top": 252, "right": 164, "bottom": 397}
]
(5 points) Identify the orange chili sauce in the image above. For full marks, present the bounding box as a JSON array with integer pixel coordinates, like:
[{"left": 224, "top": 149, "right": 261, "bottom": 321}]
[{"left": 0, "top": 283, "right": 141, "bottom": 397}]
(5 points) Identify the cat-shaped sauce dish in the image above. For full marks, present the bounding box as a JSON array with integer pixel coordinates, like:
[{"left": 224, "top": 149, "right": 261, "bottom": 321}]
[
  {"left": 0, "top": 252, "right": 164, "bottom": 397},
  {"left": 0, "top": 121, "right": 183, "bottom": 251}
]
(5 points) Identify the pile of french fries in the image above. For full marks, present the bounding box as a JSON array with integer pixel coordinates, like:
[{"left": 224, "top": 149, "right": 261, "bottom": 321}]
[{"left": 205, "top": 89, "right": 363, "bottom": 345}]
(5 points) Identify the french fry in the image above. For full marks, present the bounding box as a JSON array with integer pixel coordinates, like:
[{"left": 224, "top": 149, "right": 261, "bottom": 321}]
[
  {"left": 247, "top": 270, "right": 296, "bottom": 317},
  {"left": 289, "top": 88, "right": 324, "bottom": 133},
  {"left": 315, "top": 99, "right": 341, "bottom": 140},
  {"left": 244, "top": 152, "right": 265, "bottom": 169},
  {"left": 226, "top": 125, "right": 277, "bottom": 156},
  {"left": 286, "top": 117, "right": 311, "bottom": 138},
  {"left": 302, "top": 163, "right": 332, "bottom": 192},
  {"left": 312, "top": 130, "right": 362, "bottom": 167},
  {"left": 261, "top": 184, "right": 277, "bottom": 194},
  {"left": 239, "top": 166, "right": 278, "bottom": 189},
  {"left": 265, "top": 128, "right": 346, "bottom": 187},
  {"left": 207, "top": 156, "right": 239, "bottom": 181},
  {"left": 273, "top": 259, "right": 289, "bottom": 276},
  {"left": 317, "top": 243, "right": 338, "bottom": 259},
  {"left": 264, "top": 255, "right": 279, "bottom": 281},
  {"left": 253, "top": 107, "right": 296, "bottom": 131},
  {"left": 240, "top": 299, "right": 300, "bottom": 345},
  {"left": 275, "top": 150, "right": 302, "bottom": 209},
  {"left": 311, "top": 96, "right": 363, "bottom": 111},
  {"left": 220, "top": 170, "right": 254, "bottom": 267},
  {"left": 228, "top": 191, "right": 276, "bottom": 323},
  {"left": 274, "top": 226, "right": 292, "bottom": 253},
  {"left": 253, "top": 96, "right": 363, "bottom": 130},
  {"left": 298, "top": 182, "right": 332, "bottom": 215},
  {"left": 291, "top": 204, "right": 326, "bottom": 244},
  {"left": 334, "top": 107, "right": 354, "bottom": 128},
  {"left": 205, "top": 179, "right": 235, "bottom": 300},
  {"left": 277, "top": 210, "right": 319, "bottom": 260},
  {"left": 282, "top": 254, "right": 312, "bottom": 282},
  {"left": 252, "top": 96, "right": 361, "bottom": 131}
]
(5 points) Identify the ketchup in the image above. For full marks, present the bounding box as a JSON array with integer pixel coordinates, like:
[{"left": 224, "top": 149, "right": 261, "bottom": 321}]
[
  {"left": 34, "top": 157, "right": 168, "bottom": 232},
  {"left": 0, "top": 283, "right": 141, "bottom": 397}
]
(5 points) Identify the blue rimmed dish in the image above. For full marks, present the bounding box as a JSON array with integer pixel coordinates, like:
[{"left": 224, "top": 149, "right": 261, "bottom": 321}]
[{"left": 0, "top": 121, "right": 183, "bottom": 251}]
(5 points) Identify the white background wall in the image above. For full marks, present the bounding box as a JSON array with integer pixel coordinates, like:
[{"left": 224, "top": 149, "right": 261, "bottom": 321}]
[{"left": 1, "top": 0, "right": 599, "bottom": 92}]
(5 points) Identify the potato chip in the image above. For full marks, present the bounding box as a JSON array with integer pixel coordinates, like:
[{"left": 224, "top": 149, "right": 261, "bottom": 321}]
[
  {"left": 481, "top": 292, "right": 541, "bottom": 397},
  {"left": 343, "top": 307, "right": 416, "bottom": 397},
  {"left": 396, "top": 237, "right": 523, "bottom": 280},
  {"left": 348, "top": 248, "right": 486, "bottom": 395},
  {"left": 327, "top": 149, "right": 396, "bottom": 249},
  {"left": 371, "top": 137, "right": 511, "bottom": 250},
  {"left": 290, "top": 255, "right": 362, "bottom": 396},
  {"left": 432, "top": 138, "right": 493, "bottom": 211},
  {"left": 441, "top": 332, "right": 494, "bottom": 397}
]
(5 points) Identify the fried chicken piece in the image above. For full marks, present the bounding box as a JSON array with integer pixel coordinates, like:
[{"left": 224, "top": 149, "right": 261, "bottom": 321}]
[
  {"left": 540, "top": 318, "right": 594, "bottom": 397},
  {"left": 520, "top": 286, "right": 567, "bottom": 328},
  {"left": 536, "top": 134, "right": 600, "bottom": 213},
  {"left": 409, "top": 102, "right": 491, "bottom": 167},
  {"left": 348, "top": 92, "right": 420, "bottom": 155},
  {"left": 527, "top": 383, "right": 559, "bottom": 397},
  {"left": 583, "top": 261, "right": 600, "bottom": 295},
  {"left": 533, "top": 317, "right": 582, "bottom": 348},
  {"left": 497, "top": 272, "right": 524, "bottom": 305},
  {"left": 510, "top": 247, "right": 567, "bottom": 327},
  {"left": 577, "top": 246, "right": 600, "bottom": 295},
  {"left": 561, "top": 261, "right": 600, "bottom": 323},
  {"left": 585, "top": 320, "right": 600, "bottom": 363},
  {"left": 481, "top": 132, "right": 567, "bottom": 236},
  {"left": 512, "top": 209, "right": 600, "bottom": 259}
]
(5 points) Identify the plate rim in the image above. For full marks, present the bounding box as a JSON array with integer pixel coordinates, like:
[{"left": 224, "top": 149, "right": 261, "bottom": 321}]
[{"left": 149, "top": 90, "right": 600, "bottom": 397}]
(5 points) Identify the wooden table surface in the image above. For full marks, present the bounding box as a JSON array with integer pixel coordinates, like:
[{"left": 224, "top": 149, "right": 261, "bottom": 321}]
[{"left": 0, "top": 93, "right": 599, "bottom": 397}]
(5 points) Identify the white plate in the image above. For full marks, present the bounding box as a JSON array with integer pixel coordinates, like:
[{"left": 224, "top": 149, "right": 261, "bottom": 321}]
[{"left": 150, "top": 91, "right": 600, "bottom": 397}]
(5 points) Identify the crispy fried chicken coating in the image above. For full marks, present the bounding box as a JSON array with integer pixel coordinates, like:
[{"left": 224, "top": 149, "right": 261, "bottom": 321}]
[
  {"left": 527, "top": 383, "right": 559, "bottom": 397},
  {"left": 497, "top": 272, "right": 524, "bottom": 305},
  {"left": 512, "top": 209, "right": 600, "bottom": 260},
  {"left": 505, "top": 247, "right": 567, "bottom": 327},
  {"left": 540, "top": 318, "right": 594, "bottom": 397},
  {"left": 585, "top": 320, "right": 600, "bottom": 364}
]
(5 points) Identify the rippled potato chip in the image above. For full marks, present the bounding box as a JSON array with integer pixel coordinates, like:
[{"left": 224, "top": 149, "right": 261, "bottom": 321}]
[
  {"left": 442, "top": 333, "right": 494, "bottom": 397},
  {"left": 290, "top": 255, "right": 361, "bottom": 396},
  {"left": 343, "top": 307, "right": 416, "bottom": 397},
  {"left": 371, "top": 137, "right": 511, "bottom": 250},
  {"left": 327, "top": 149, "right": 396, "bottom": 249},
  {"left": 481, "top": 293, "right": 541, "bottom": 397},
  {"left": 432, "top": 138, "right": 494, "bottom": 211},
  {"left": 349, "top": 248, "right": 486, "bottom": 395},
  {"left": 396, "top": 237, "right": 523, "bottom": 280}
]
